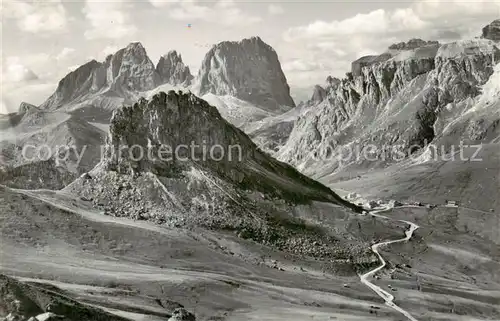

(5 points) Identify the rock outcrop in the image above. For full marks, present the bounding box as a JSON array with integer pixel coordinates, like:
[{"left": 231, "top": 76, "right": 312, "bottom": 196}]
[
  {"left": 156, "top": 51, "right": 193, "bottom": 86},
  {"left": 196, "top": 37, "right": 295, "bottom": 111},
  {"left": 482, "top": 19, "right": 500, "bottom": 41}
]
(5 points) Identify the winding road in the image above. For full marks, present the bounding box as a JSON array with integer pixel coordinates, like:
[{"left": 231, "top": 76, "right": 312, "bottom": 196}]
[{"left": 359, "top": 207, "right": 420, "bottom": 321}]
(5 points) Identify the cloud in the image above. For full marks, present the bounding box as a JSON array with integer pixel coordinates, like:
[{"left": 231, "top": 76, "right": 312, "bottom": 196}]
[
  {"left": 283, "top": 59, "right": 324, "bottom": 72},
  {"left": 306, "top": 43, "right": 347, "bottom": 57},
  {"left": 268, "top": 4, "right": 284, "bottom": 15},
  {"left": 1, "top": 82, "right": 56, "bottom": 114},
  {"left": 282, "top": 0, "right": 500, "bottom": 80},
  {"left": 102, "top": 45, "right": 120, "bottom": 58},
  {"left": 2, "top": 0, "right": 67, "bottom": 33},
  {"left": 56, "top": 47, "right": 76, "bottom": 61},
  {"left": 83, "top": 0, "right": 137, "bottom": 39},
  {"left": 148, "top": 0, "right": 180, "bottom": 8},
  {"left": 67, "top": 65, "right": 80, "bottom": 72},
  {"left": 0, "top": 100, "right": 10, "bottom": 114},
  {"left": 284, "top": 9, "right": 428, "bottom": 41},
  {"left": 2, "top": 57, "right": 39, "bottom": 83},
  {"left": 162, "top": 0, "right": 261, "bottom": 27}
]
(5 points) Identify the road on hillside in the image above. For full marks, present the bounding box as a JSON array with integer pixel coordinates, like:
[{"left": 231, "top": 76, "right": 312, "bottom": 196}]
[{"left": 359, "top": 206, "right": 420, "bottom": 321}]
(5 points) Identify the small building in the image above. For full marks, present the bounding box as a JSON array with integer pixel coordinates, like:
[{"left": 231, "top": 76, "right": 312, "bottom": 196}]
[{"left": 445, "top": 200, "right": 459, "bottom": 207}]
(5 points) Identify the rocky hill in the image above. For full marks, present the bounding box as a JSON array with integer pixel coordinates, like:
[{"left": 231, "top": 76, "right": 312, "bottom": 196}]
[
  {"left": 195, "top": 37, "right": 295, "bottom": 112},
  {"left": 65, "top": 90, "right": 364, "bottom": 259}
]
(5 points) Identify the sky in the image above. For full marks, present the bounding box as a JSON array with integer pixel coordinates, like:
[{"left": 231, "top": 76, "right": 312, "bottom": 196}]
[{"left": 1, "top": 0, "right": 499, "bottom": 114}]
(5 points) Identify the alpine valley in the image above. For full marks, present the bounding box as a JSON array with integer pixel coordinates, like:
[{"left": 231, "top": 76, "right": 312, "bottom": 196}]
[{"left": 0, "top": 18, "right": 499, "bottom": 321}]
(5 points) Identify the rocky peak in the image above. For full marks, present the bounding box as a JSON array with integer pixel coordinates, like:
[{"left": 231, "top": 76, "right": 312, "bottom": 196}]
[
  {"left": 105, "top": 42, "right": 159, "bottom": 92},
  {"left": 40, "top": 59, "right": 104, "bottom": 109},
  {"left": 156, "top": 50, "right": 193, "bottom": 86},
  {"left": 482, "top": 19, "right": 500, "bottom": 41},
  {"left": 389, "top": 38, "right": 440, "bottom": 51},
  {"left": 196, "top": 36, "right": 295, "bottom": 111},
  {"left": 40, "top": 42, "right": 160, "bottom": 110}
]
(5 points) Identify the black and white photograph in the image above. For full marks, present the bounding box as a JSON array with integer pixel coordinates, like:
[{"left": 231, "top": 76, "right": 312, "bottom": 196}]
[{"left": 1, "top": 0, "right": 499, "bottom": 320}]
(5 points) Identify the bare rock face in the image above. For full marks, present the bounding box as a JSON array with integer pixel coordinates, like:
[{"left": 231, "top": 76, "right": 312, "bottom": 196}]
[
  {"left": 482, "top": 19, "right": 500, "bottom": 41},
  {"left": 156, "top": 51, "right": 193, "bottom": 86},
  {"left": 196, "top": 36, "right": 295, "bottom": 111},
  {"left": 431, "top": 39, "right": 500, "bottom": 105}
]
